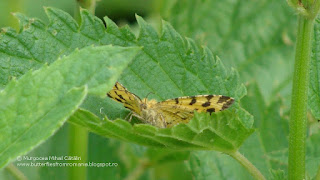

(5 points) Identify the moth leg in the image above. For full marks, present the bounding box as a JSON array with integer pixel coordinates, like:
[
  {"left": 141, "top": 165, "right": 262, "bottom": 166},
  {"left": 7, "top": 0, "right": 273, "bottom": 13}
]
[
  {"left": 131, "top": 113, "right": 144, "bottom": 122},
  {"left": 158, "top": 113, "right": 167, "bottom": 128},
  {"left": 125, "top": 112, "right": 133, "bottom": 122}
]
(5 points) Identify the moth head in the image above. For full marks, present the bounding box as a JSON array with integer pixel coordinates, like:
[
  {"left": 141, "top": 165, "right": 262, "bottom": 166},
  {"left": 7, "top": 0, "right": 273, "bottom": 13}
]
[
  {"left": 140, "top": 92, "right": 156, "bottom": 110},
  {"left": 140, "top": 98, "right": 157, "bottom": 110},
  {"left": 140, "top": 100, "right": 148, "bottom": 109}
]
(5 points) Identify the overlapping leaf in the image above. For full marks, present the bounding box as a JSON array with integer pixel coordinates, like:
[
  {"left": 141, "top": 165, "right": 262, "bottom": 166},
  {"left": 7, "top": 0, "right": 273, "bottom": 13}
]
[
  {"left": 0, "top": 45, "right": 140, "bottom": 168},
  {"left": 69, "top": 108, "right": 253, "bottom": 151}
]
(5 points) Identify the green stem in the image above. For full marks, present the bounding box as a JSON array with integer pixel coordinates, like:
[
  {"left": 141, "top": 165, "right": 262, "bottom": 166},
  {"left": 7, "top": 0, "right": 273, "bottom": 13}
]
[
  {"left": 69, "top": 124, "right": 88, "bottom": 180},
  {"left": 228, "top": 151, "right": 266, "bottom": 180},
  {"left": 69, "top": 2, "right": 96, "bottom": 180},
  {"left": 5, "top": 163, "right": 27, "bottom": 180},
  {"left": 289, "top": 16, "right": 314, "bottom": 180}
]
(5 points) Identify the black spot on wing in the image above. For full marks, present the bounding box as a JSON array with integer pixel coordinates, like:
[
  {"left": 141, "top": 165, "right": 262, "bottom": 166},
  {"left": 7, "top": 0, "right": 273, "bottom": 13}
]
[
  {"left": 124, "top": 104, "right": 135, "bottom": 111},
  {"left": 115, "top": 83, "right": 119, "bottom": 89},
  {"left": 202, "top": 102, "right": 211, "bottom": 107},
  {"left": 118, "top": 94, "right": 125, "bottom": 100},
  {"left": 107, "top": 93, "right": 112, "bottom": 98},
  {"left": 181, "top": 117, "right": 188, "bottom": 120},
  {"left": 175, "top": 98, "right": 179, "bottom": 104},
  {"left": 189, "top": 97, "right": 197, "bottom": 105},
  {"left": 221, "top": 98, "right": 235, "bottom": 110},
  {"left": 218, "top": 96, "right": 231, "bottom": 103},
  {"left": 206, "top": 95, "right": 214, "bottom": 101},
  {"left": 115, "top": 98, "right": 123, "bottom": 103},
  {"left": 207, "top": 108, "right": 215, "bottom": 114},
  {"left": 114, "top": 91, "right": 125, "bottom": 100}
]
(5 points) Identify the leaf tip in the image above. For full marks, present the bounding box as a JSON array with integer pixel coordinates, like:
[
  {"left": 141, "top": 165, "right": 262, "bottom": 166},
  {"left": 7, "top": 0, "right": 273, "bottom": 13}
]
[{"left": 135, "top": 14, "right": 147, "bottom": 26}]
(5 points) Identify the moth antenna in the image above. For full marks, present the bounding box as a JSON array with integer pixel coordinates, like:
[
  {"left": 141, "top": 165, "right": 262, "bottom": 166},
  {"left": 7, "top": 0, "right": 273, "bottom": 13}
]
[{"left": 144, "top": 92, "right": 154, "bottom": 103}]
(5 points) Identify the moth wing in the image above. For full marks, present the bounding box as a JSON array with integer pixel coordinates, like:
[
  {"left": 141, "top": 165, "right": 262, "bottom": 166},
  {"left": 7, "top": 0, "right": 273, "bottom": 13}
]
[
  {"left": 107, "top": 82, "right": 142, "bottom": 115},
  {"left": 155, "top": 108, "right": 194, "bottom": 128},
  {"left": 158, "top": 95, "right": 234, "bottom": 114},
  {"left": 153, "top": 95, "right": 234, "bottom": 127}
]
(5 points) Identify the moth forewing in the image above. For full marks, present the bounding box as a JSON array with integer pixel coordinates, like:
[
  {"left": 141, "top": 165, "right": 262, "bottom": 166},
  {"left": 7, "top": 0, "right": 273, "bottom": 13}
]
[
  {"left": 107, "top": 82, "right": 142, "bottom": 115},
  {"left": 159, "top": 95, "right": 235, "bottom": 114}
]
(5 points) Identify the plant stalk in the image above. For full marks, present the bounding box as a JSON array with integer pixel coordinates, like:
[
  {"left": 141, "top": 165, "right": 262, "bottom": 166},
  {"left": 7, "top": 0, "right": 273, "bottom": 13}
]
[
  {"left": 288, "top": 15, "right": 314, "bottom": 180},
  {"left": 69, "top": 124, "right": 88, "bottom": 180},
  {"left": 5, "top": 163, "right": 27, "bottom": 180},
  {"left": 228, "top": 151, "right": 266, "bottom": 180},
  {"left": 69, "top": 1, "right": 96, "bottom": 180}
]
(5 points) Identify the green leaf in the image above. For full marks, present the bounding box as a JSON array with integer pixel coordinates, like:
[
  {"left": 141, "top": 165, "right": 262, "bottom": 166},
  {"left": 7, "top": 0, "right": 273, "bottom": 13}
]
[
  {"left": 241, "top": 82, "right": 289, "bottom": 153},
  {"left": 162, "top": 0, "right": 296, "bottom": 102},
  {"left": 69, "top": 108, "right": 253, "bottom": 151},
  {"left": 1, "top": 8, "right": 247, "bottom": 115},
  {"left": 0, "top": 7, "right": 107, "bottom": 87},
  {"left": 310, "top": 17, "right": 320, "bottom": 120},
  {"left": 240, "top": 82, "right": 290, "bottom": 175},
  {"left": 0, "top": 45, "right": 140, "bottom": 168}
]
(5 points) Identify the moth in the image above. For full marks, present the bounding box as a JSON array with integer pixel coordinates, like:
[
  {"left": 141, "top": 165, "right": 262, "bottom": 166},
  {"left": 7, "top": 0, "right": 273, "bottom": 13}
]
[{"left": 107, "top": 82, "right": 235, "bottom": 128}]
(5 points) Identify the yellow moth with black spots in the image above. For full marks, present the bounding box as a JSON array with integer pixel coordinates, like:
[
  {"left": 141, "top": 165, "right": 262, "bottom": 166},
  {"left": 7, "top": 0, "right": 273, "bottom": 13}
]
[{"left": 107, "top": 82, "right": 235, "bottom": 128}]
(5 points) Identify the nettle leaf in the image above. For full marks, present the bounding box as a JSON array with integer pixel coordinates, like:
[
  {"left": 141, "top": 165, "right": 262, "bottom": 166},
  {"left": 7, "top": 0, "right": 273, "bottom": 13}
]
[
  {"left": 0, "top": 7, "right": 106, "bottom": 87},
  {"left": 242, "top": 82, "right": 289, "bottom": 153},
  {"left": 310, "top": 17, "right": 320, "bottom": 120},
  {"left": 240, "top": 82, "right": 289, "bottom": 177},
  {"left": 70, "top": 108, "right": 253, "bottom": 151},
  {"left": 162, "top": 0, "right": 296, "bottom": 103},
  {"left": 0, "top": 8, "right": 253, "bottom": 152},
  {"left": 70, "top": 9, "right": 253, "bottom": 151},
  {"left": 0, "top": 45, "right": 140, "bottom": 168}
]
